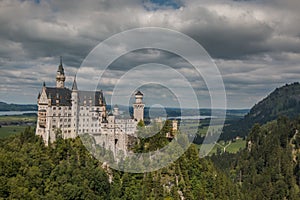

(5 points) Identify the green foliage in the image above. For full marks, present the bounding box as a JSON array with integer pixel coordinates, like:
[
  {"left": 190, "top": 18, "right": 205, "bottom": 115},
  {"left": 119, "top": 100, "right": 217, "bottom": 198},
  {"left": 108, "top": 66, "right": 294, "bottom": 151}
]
[
  {"left": 214, "top": 116, "right": 300, "bottom": 199},
  {"left": 0, "top": 101, "right": 37, "bottom": 111},
  {"left": 222, "top": 82, "right": 300, "bottom": 140},
  {"left": 0, "top": 127, "right": 110, "bottom": 199},
  {"left": 134, "top": 120, "right": 170, "bottom": 153},
  {"left": 0, "top": 125, "right": 26, "bottom": 138},
  {"left": 0, "top": 126, "right": 242, "bottom": 199}
]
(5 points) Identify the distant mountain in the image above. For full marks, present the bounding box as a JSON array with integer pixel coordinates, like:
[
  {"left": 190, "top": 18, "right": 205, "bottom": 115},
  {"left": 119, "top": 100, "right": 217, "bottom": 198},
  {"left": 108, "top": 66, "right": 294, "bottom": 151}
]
[
  {"left": 0, "top": 102, "right": 37, "bottom": 111},
  {"left": 221, "top": 82, "right": 300, "bottom": 140}
]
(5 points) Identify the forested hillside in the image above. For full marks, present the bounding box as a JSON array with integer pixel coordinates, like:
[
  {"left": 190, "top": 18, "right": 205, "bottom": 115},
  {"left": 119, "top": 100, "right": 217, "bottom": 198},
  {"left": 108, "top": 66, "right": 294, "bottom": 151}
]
[
  {"left": 213, "top": 116, "right": 300, "bottom": 199},
  {"left": 0, "top": 127, "right": 242, "bottom": 199},
  {"left": 222, "top": 82, "right": 300, "bottom": 140},
  {"left": 0, "top": 102, "right": 37, "bottom": 111}
]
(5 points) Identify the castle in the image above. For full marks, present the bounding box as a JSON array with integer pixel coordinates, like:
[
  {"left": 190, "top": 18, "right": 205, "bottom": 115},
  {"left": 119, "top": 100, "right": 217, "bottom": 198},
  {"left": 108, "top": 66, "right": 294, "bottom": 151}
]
[{"left": 36, "top": 58, "right": 145, "bottom": 156}]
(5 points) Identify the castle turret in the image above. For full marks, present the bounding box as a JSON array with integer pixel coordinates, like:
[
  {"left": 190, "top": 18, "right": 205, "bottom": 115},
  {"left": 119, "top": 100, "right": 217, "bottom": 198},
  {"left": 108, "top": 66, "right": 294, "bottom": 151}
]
[
  {"left": 113, "top": 104, "right": 119, "bottom": 116},
  {"left": 71, "top": 77, "right": 79, "bottom": 136},
  {"left": 56, "top": 56, "right": 65, "bottom": 88},
  {"left": 133, "top": 91, "right": 145, "bottom": 122}
]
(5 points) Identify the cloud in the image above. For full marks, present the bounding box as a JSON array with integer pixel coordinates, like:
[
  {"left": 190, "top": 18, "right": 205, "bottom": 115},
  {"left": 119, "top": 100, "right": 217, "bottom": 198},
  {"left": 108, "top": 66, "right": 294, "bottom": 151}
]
[{"left": 0, "top": 0, "right": 300, "bottom": 108}]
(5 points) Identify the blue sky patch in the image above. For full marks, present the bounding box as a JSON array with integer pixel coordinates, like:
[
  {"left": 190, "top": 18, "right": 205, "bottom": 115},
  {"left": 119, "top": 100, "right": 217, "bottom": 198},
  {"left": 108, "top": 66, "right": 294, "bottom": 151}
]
[{"left": 144, "top": 0, "right": 182, "bottom": 11}]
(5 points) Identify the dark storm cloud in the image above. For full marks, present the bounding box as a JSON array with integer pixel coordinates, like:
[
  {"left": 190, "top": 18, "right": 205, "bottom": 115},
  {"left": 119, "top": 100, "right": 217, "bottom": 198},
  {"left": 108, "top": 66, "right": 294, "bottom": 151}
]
[{"left": 0, "top": 0, "right": 300, "bottom": 108}]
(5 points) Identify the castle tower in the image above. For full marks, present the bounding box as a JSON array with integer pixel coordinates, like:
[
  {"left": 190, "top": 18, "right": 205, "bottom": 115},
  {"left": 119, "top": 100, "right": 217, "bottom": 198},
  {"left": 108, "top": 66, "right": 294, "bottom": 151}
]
[
  {"left": 56, "top": 56, "right": 65, "bottom": 88},
  {"left": 36, "top": 82, "right": 49, "bottom": 145},
  {"left": 71, "top": 77, "right": 79, "bottom": 137},
  {"left": 133, "top": 91, "right": 145, "bottom": 122}
]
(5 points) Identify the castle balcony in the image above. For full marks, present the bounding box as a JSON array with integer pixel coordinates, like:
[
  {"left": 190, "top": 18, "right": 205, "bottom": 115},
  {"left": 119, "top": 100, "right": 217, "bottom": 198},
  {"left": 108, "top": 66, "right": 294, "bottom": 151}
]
[{"left": 38, "top": 109, "right": 47, "bottom": 128}]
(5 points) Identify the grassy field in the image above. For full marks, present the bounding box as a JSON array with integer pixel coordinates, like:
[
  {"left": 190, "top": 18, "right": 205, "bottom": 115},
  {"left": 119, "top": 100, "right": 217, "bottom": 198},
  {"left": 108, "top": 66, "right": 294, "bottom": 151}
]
[
  {"left": 0, "top": 115, "right": 36, "bottom": 138},
  {"left": 0, "top": 125, "right": 26, "bottom": 138},
  {"left": 0, "top": 115, "right": 36, "bottom": 123},
  {"left": 197, "top": 139, "right": 246, "bottom": 156},
  {"left": 226, "top": 140, "right": 247, "bottom": 153}
]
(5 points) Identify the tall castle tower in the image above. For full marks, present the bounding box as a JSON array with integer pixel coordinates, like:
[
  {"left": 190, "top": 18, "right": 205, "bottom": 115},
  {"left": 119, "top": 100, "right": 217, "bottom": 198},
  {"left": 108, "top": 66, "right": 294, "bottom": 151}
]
[
  {"left": 71, "top": 77, "right": 79, "bottom": 138},
  {"left": 56, "top": 56, "right": 65, "bottom": 88},
  {"left": 133, "top": 91, "right": 145, "bottom": 122}
]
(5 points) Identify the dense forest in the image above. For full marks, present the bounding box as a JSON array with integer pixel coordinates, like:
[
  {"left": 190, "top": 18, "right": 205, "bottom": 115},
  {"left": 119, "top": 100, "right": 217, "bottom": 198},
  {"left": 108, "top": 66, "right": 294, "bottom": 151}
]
[
  {"left": 212, "top": 116, "right": 300, "bottom": 199},
  {"left": 2, "top": 118, "right": 300, "bottom": 199},
  {"left": 2, "top": 82, "right": 300, "bottom": 199},
  {"left": 222, "top": 82, "right": 300, "bottom": 140},
  {"left": 0, "top": 127, "right": 242, "bottom": 199}
]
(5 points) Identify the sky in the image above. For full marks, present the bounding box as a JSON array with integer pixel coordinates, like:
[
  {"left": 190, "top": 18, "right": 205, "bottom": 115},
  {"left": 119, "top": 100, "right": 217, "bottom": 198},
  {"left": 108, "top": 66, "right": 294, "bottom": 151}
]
[{"left": 0, "top": 0, "right": 300, "bottom": 109}]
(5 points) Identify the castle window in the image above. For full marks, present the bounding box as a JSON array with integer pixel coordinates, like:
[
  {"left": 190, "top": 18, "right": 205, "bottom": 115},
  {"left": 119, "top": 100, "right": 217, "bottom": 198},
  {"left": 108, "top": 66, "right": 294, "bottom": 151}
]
[
  {"left": 59, "top": 107, "right": 61, "bottom": 110},
  {"left": 53, "top": 113, "right": 56, "bottom": 117},
  {"left": 53, "top": 107, "right": 56, "bottom": 110}
]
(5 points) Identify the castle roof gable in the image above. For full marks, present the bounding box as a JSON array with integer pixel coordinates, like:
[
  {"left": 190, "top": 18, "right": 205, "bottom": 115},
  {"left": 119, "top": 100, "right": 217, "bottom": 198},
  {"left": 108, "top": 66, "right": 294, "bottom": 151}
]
[
  {"left": 45, "top": 87, "right": 72, "bottom": 106},
  {"left": 135, "top": 90, "right": 143, "bottom": 96},
  {"left": 78, "top": 90, "right": 105, "bottom": 106}
]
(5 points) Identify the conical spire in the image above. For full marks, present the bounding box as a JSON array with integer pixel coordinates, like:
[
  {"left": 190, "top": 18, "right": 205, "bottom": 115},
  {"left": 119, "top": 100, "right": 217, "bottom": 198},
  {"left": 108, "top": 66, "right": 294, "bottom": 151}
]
[
  {"left": 72, "top": 76, "right": 78, "bottom": 91},
  {"left": 56, "top": 56, "right": 66, "bottom": 88},
  {"left": 57, "top": 56, "right": 64, "bottom": 75},
  {"left": 43, "top": 81, "right": 46, "bottom": 87}
]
